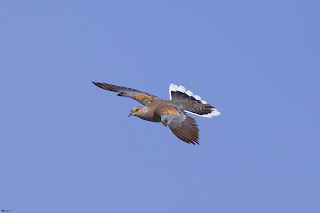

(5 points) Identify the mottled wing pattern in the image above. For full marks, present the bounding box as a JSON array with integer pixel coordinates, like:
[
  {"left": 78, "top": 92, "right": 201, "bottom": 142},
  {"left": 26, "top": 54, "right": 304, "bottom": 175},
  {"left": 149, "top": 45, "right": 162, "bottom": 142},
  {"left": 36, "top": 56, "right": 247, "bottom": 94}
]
[
  {"left": 156, "top": 106, "right": 199, "bottom": 144},
  {"left": 92, "top": 82, "right": 162, "bottom": 105}
]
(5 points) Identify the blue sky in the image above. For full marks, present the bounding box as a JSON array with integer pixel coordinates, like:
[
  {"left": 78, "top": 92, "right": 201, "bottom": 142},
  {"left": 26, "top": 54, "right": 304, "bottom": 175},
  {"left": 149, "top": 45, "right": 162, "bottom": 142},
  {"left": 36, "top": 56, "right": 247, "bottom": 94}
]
[{"left": 1, "top": 1, "right": 319, "bottom": 213}]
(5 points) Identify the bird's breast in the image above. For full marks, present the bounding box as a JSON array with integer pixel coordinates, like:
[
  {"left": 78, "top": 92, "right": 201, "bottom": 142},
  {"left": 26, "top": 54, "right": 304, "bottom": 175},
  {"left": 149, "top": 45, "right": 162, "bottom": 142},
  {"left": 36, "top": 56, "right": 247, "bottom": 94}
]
[{"left": 138, "top": 107, "right": 161, "bottom": 122}]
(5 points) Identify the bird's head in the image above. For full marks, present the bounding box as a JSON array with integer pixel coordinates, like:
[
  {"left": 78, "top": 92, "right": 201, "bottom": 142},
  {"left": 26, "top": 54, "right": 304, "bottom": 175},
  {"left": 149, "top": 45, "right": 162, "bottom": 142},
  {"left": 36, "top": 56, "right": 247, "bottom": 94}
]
[{"left": 128, "top": 106, "right": 144, "bottom": 117}]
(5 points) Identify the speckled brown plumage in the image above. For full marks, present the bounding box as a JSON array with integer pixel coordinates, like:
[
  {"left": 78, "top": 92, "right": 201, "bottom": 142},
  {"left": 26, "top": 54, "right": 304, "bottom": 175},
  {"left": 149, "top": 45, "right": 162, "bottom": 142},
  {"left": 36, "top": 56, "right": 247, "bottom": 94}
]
[
  {"left": 92, "top": 82, "right": 221, "bottom": 144},
  {"left": 93, "top": 82, "right": 161, "bottom": 105}
]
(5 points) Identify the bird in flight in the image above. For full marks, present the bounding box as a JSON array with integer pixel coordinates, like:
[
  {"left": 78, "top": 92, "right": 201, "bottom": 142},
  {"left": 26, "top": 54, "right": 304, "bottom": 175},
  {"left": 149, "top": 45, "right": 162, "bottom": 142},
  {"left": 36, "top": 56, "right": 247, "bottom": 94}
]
[{"left": 92, "top": 82, "right": 220, "bottom": 144}]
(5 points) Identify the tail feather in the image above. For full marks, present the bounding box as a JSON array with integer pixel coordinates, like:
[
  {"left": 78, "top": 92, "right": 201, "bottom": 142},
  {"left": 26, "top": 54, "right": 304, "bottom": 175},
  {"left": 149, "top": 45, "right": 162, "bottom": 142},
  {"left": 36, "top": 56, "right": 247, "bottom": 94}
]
[
  {"left": 169, "top": 84, "right": 208, "bottom": 104},
  {"left": 185, "top": 108, "right": 221, "bottom": 118},
  {"left": 169, "top": 84, "right": 221, "bottom": 118},
  {"left": 184, "top": 102, "right": 221, "bottom": 118}
]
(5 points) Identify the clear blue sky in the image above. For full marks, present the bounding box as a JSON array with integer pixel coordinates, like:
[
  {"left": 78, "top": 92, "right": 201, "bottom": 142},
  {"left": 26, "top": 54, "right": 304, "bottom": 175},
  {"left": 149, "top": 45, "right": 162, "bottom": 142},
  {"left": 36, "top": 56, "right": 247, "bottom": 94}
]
[{"left": 1, "top": 1, "right": 319, "bottom": 213}]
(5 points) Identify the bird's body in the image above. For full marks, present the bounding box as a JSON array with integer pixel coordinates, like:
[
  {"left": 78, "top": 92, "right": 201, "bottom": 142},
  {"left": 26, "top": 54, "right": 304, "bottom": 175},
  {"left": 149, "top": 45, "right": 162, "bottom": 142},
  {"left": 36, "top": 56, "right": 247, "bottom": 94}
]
[{"left": 93, "top": 82, "right": 220, "bottom": 144}]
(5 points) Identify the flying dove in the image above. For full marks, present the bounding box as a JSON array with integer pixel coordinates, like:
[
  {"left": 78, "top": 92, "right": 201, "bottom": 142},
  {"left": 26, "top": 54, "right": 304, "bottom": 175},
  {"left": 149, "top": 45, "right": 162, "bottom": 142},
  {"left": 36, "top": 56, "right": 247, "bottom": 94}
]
[{"left": 93, "top": 82, "right": 220, "bottom": 144}]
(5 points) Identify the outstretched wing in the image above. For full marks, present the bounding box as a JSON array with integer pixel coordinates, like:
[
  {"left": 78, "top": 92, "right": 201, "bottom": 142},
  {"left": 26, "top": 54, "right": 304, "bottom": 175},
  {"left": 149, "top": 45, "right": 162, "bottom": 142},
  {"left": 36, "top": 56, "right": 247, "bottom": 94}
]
[
  {"left": 92, "top": 82, "right": 162, "bottom": 105},
  {"left": 156, "top": 106, "right": 199, "bottom": 144}
]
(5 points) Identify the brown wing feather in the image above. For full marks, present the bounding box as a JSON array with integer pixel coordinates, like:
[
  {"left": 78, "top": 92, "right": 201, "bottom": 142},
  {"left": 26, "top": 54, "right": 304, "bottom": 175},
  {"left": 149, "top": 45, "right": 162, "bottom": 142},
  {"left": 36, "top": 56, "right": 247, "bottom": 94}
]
[
  {"left": 132, "top": 93, "right": 161, "bottom": 105},
  {"left": 156, "top": 106, "right": 199, "bottom": 144},
  {"left": 169, "top": 116, "right": 199, "bottom": 145},
  {"left": 92, "top": 82, "right": 162, "bottom": 105},
  {"left": 156, "top": 106, "right": 181, "bottom": 116}
]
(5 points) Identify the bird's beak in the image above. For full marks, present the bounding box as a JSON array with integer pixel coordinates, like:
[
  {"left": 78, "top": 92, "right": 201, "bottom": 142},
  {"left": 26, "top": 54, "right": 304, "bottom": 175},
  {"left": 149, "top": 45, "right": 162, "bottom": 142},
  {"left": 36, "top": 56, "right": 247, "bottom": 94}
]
[{"left": 128, "top": 112, "right": 133, "bottom": 117}]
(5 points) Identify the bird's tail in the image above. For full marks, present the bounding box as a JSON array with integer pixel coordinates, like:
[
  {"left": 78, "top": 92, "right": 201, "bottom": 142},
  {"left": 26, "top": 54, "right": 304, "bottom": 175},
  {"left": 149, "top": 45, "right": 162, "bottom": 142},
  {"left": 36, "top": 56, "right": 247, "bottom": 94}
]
[
  {"left": 169, "top": 84, "right": 221, "bottom": 118},
  {"left": 184, "top": 104, "right": 221, "bottom": 118}
]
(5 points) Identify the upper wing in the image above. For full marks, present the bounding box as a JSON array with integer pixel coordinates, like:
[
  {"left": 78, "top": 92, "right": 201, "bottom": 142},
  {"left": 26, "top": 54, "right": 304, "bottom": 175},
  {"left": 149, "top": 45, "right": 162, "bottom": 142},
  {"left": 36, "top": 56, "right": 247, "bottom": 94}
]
[
  {"left": 156, "top": 106, "right": 199, "bottom": 144},
  {"left": 93, "top": 82, "right": 162, "bottom": 105}
]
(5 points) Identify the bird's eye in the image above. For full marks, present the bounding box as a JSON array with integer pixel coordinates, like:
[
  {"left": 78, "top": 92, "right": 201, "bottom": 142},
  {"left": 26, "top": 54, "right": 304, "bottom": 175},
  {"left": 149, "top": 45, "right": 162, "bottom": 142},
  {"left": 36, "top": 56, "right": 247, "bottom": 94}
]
[{"left": 135, "top": 109, "right": 139, "bottom": 112}]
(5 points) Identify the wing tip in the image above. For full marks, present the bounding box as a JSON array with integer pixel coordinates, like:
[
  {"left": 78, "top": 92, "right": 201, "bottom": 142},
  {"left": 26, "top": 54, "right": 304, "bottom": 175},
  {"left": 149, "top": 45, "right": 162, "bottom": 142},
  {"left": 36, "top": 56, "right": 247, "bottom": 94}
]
[{"left": 92, "top": 81, "right": 103, "bottom": 87}]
